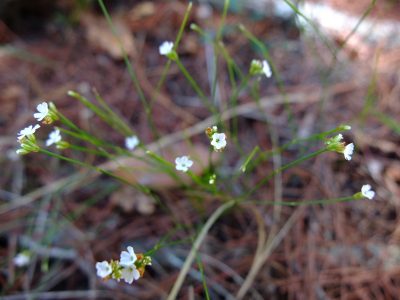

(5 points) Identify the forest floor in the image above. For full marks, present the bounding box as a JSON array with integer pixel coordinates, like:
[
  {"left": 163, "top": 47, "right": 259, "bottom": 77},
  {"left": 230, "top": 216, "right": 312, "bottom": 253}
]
[{"left": 1, "top": 0, "right": 399, "bottom": 299}]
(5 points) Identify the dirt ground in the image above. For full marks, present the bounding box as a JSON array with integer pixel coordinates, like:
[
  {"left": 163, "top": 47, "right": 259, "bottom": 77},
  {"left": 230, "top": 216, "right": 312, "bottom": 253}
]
[{"left": 0, "top": 0, "right": 399, "bottom": 299}]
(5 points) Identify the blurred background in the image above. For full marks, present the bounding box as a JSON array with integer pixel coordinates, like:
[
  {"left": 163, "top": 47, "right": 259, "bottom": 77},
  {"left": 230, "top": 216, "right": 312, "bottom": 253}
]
[{"left": 1, "top": 0, "right": 400, "bottom": 299}]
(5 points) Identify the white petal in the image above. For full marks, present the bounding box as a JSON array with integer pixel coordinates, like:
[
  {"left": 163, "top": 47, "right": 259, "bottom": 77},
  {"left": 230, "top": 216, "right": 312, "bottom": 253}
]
[
  {"left": 96, "top": 261, "right": 112, "bottom": 278},
  {"left": 132, "top": 268, "right": 140, "bottom": 280},
  {"left": 127, "top": 246, "right": 137, "bottom": 263},
  {"left": 120, "top": 252, "right": 132, "bottom": 266},
  {"left": 159, "top": 41, "right": 174, "bottom": 55},
  {"left": 37, "top": 102, "right": 48, "bottom": 113},
  {"left": 365, "top": 190, "right": 375, "bottom": 199},
  {"left": 14, "top": 253, "right": 30, "bottom": 267},
  {"left": 125, "top": 136, "right": 139, "bottom": 150},
  {"left": 262, "top": 60, "right": 272, "bottom": 78},
  {"left": 121, "top": 266, "right": 140, "bottom": 284},
  {"left": 34, "top": 102, "right": 49, "bottom": 121},
  {"left": 343, "top": 143, "right": 354, "bottom": 160},
  {"left": 361, "top": 184, "right": 371, "bottom": 194}
]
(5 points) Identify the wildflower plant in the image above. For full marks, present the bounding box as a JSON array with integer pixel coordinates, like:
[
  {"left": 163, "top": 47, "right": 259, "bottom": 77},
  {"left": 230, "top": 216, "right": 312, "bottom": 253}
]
[{"left": 11, "top": 0, "right": 379, "bottom": 297}]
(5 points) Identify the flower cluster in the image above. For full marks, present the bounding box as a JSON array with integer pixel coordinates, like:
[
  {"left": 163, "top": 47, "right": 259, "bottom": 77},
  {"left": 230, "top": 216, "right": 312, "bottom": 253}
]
[
  {"left": 16, "top": 125, "right": 41, "bottom": 155},
  {"left": 96, "top": 246, "right": 152, "bottom": 284},
  {"left": 16, "top": 101, "right": 63, "bottom": 155},
  {"left": 173, "top": 126, "right": 227, "bottom": 172},
  {"left": 325, "top": 134, "right": 354, "bottom": 161}
]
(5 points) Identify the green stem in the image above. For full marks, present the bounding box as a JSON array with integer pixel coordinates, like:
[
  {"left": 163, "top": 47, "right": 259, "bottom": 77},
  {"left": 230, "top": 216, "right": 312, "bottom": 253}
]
[
  {"left": 174, "top": 3, "right": 193, "bottom": 47},
  {"left": 174, "top": 58, "right": 217, "bottom": 115},
  {"left": 240, "top": 146, "right": 260, "bottom": 173},
  {"left": 67, "top": 144, "right": 109, "bottom": 157},
  {"left": 241, "top": 126, "right": 349, "bottom": 176},
  {"left": 245, "top": 196, "right": 358, "bottom": 206},
  {"left": 245, "top": 148, "right": 328, "bottom": 198},
  {"left": 39, "top": 148, "right": 150, "bottom": 194},
  {"left": 97, "top": 0, "right": 160, "bottom": 139},
  {"left": 148, "top": 3, "right": 193, "bottom": 139}
]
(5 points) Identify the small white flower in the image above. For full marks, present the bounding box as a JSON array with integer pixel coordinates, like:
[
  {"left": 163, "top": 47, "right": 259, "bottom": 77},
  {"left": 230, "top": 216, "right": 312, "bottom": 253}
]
[
  {"left": 212, "top": 126, "right": 218, "bottom": 131},
  {"left": 125, "top": 136, "right": 139, "bottom": 150},
  {"left": 121, "top": 265, "right": 140, "bottom": 284},
  {"left": 361, "top": 184, "right": 375, "bottom": 200},
  {"left": 175, "top": 156, "right": 193, "bottom": 172},
  {"left": 343, "top": 143, "right": 354, "bottom": 161},
  {"left": 262, "top": 60, "right": 272, "bottom": 78},
  {"left": 17, "top": 124, "right": 40, "bottom": 140},
  {"left": 159, "top": 41, "right": 174, "bottom": 56},
  {"left": 211, "top": 132, "right": 227, "bottom": 150},
  {"left": 46, "top": 129, "right": 62, "bottom": 146},
  {"left": 120, "top": 246, "right": 137, "bottom": 267},
  {"left": 13, "top": 253, "right": 30, "bottom": 267},
  {"left": 96, "top": 261, "right": 112, "bottom": 278},
  {"left": 33, "top": 102, "right": 49, "bottom": 121}
]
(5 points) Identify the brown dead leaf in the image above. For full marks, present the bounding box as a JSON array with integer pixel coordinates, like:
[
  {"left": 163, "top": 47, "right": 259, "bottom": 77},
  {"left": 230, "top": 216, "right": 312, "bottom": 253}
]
[
  {"left": 128, "top": 2, "right": 156, "bottom": 21},
  {"left": 110, "top": 185, "right": 155, "bottom": 215},
  {"left": 81, "top": 13, "right": 135, "bottom": 59}
]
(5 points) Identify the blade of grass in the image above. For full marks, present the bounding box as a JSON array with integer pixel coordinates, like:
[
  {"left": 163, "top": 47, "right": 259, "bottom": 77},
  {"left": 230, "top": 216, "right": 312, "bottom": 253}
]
[{"left": 167, "top": 199, "right": 236, "bottom": 300}]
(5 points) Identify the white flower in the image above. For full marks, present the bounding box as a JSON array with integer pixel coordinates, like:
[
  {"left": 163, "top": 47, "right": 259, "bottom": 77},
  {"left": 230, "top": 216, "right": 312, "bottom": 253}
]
[
  {"left": 13, "top": 253, "right": 30, "bottom": 267},
  {"left": 125, "top": 136, "right": 139, "bottom": 150},
  {"left": 159, "top": 41, "right": 174, "bottom": 56},
  {"left": 17, "top": 124, "right": 40, "bottom": 140},
  {"left": 361, "top": 184, "right": 375, "bottom": 200},
  {"left": 343, "top": 143, "right": 354, "bottom": 161},
  {"left": 33, "top": 102, "right": 49, "bottom": 121},
  {"left": 46, "top": 129, "right": 62, "bottom": 146},
  {"left": 121, "top": 265, "right": 140, "bottom": 284},
  {"left": 211, "top": 132, "right": 227, "bottom": 150},
  {"left": 120, "top": 246, "right": 137, "bottom": 267},
  {"left": 96, "top": 261, "right": 112, "bottom": 278},
  {"left": 262, "top": 60, "right": 272, "bottom": 78},
  {"left": 175, "top": 156, "right": 193, "bottom": 172}
]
